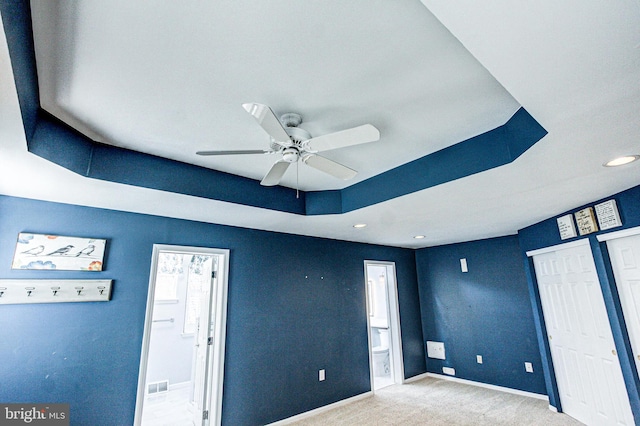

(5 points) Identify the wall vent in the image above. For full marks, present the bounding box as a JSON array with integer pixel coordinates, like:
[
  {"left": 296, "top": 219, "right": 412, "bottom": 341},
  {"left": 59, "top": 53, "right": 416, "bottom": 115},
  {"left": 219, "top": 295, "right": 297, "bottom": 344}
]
[{"left": 147, "top": 380, "right": 169, "bottom": 394}]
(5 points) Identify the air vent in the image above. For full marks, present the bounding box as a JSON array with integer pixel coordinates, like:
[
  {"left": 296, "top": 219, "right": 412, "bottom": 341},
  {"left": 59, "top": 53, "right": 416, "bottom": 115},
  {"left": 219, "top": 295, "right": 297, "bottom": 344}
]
[{"left": 147, "top": 380, "right": 169, "bottom": 394}]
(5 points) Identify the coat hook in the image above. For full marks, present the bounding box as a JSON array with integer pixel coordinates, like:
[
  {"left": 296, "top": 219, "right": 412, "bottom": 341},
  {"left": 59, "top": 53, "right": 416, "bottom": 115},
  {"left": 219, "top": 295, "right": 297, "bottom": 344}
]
[
  {"left": 0, "top": 287, "right": 6, "bottom": 297},
  {"left": 26, "top": 286, "right": 35, "bottom": 297},
  {"left": 75, "top": 286, "right": 84, "bottom": 296},
  {"left": 97, "top": 286, "right": 105, "bottom": 295},
  {"left": 51, "top": 286, "right": 60, "bottom": 296}
]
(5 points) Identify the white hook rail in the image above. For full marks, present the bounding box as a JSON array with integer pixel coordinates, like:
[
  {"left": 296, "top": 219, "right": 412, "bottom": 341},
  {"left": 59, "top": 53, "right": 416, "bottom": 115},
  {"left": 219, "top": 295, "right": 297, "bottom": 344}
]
[{"left": 0, "top": 279, "right": 112, "bottom": 304}]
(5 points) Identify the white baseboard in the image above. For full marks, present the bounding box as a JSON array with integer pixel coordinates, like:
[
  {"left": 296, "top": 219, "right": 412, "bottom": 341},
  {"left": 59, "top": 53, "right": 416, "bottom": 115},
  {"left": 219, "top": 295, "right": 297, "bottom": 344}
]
[
  {"left": 548, "top": 405, "right": 558, "bottom": 412},
  {"left": 169, "top": 381, "right": 191, "bottom": 391},
  {"left": 267, "top": 391, "right": 372, "bottom": 425},
  {"left": 403, "top": 372, "right": 430, "bottom": 383},
  {"left": 267, "top": 373, "right": 549, "bottom": 424},
  {"left": 426, "top": 373, "right": 549, "bottom": 401}
]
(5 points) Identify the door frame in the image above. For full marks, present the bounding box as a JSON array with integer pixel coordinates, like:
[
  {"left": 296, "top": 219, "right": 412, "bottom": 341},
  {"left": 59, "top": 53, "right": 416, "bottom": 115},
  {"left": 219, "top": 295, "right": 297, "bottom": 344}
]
[
  {"left": 134, "top": 244, "right": 230, "bottom": 426},
  {"left": 364, "top": 260, "right": 405, "bottom": 391},
  {"left": 597, "top": 225, "right": 640, "bottom": 243}
]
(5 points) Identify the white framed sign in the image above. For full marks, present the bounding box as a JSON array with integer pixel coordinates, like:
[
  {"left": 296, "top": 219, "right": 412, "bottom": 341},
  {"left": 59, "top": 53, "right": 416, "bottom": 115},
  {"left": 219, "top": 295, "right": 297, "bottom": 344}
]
[
  {"left": 557, "top": 214, "right": 578, "bottom": 240},
  {"left": 575, "top": 207, "right": 599, "bottom": 236},
  {"left": 595, "top": 199, "right": 622, "bottom": 230},
  {"left": 12, "top": 233, "right": 106, "bottom": 271}
]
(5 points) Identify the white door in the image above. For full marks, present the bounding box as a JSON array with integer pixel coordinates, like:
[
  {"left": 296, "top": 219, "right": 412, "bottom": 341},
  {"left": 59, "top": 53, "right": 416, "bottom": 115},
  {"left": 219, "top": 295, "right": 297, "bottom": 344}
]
[
  {"left": 531, "top": 240, "right": 634, "bottom": 425},
  {"left": 606, "top": 232, "right": 640, "bottom": 375}
]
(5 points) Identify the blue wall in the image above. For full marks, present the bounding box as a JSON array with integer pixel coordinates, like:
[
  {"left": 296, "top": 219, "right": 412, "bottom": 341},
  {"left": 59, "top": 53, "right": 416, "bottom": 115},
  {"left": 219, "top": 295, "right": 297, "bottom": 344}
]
[
  {"left": 415, "top": 235, "right": 547, "bottom": 394},
  {"left": 0, "top": 195, "right": 425, "bottom": 425},
  {"left": 518, "top": 184, "right": 640, "bottom": 252},
  {"left": 518, "top": 184, "right": 640, "bottom": 420},
  {"left": 4, "top": 186, "right": 638, "bottom": 424}
]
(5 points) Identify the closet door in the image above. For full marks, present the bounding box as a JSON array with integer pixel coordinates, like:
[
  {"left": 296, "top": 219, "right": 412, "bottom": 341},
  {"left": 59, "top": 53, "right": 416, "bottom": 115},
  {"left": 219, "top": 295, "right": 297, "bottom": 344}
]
[
  {"left": 531, "top": 240, "right": 634, "bottom": 425},
  {"left": 606, "top": 232, "right": 640, "bottom": 375}
]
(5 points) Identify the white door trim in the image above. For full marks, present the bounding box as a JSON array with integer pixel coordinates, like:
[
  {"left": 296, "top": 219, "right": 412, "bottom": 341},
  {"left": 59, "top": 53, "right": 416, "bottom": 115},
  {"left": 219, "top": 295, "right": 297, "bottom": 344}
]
[
  {"left": 364, "top": 261, "right": 405, "bottom": 391},
  {"left": 597, "top": 225, "right": 640, "bottom": 242},
  {"left": 134, "top": 244, "right": 229, "bottom": 426},
  {"left": 526, "top": 238, "right": 589, "bottom": 257}
]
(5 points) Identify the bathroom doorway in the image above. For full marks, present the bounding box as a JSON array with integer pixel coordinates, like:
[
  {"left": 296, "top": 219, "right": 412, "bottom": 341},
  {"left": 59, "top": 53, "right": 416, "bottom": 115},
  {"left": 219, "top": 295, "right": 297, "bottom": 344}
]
[
  {"left": 134, "top": 245, "right": 229, "bottom": 426},
  {"left": 364, "top": 261, "right": 404, "bottom": 391}
]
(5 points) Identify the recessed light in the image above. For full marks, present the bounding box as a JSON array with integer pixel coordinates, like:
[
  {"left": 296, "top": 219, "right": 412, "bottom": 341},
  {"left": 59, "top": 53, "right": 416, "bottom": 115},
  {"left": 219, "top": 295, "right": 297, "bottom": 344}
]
[
  {"left": 414, "top": 235, "right": 425, "bottom": 239},
  {"left": 353, "top": 223, "right": 367, "bottom": 228},
  {"left": 604, "top": 155, "right": 640, "bottom": 167}
]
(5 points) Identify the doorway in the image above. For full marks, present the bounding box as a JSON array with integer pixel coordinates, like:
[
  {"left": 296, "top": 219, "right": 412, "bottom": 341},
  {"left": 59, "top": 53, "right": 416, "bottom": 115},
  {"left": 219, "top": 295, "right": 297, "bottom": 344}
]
[
  {"left": 134, "top": 245, "right": 229, "bottom": 426},
  {"left": 528, "top": 239, "right": 634, "bottom": 425},
  {"left": 600, "top": 227, "right": 640, "bottom": 378},
  {"left": 364, "top": 261, "right": 404, "bottom": 391}
]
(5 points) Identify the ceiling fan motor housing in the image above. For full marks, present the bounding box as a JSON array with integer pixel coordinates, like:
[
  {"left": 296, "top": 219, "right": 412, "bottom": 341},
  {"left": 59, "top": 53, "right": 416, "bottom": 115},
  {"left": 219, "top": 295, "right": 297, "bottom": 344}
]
[
  {"left": 282, "top": 148, "right": 299, "bottom": 162},
  {"left": 284, "top": 125, "right": 311, "bottom": 144}
]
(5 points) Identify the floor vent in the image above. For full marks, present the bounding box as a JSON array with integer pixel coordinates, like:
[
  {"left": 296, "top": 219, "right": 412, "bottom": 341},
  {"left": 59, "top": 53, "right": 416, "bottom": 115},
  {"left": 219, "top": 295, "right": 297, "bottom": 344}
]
[{"left": 147, "top": 380, "right": 169, "bottom": 394}]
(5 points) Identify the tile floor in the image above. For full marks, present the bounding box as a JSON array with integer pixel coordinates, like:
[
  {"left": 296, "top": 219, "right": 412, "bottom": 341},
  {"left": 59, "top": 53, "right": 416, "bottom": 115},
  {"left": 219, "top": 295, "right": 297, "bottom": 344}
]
[
  {"left": 141, "top": 385, "right": 196, "bottom": 426},
  {"left": 373, "top": 371, "right": 394, "bottom": 390}
]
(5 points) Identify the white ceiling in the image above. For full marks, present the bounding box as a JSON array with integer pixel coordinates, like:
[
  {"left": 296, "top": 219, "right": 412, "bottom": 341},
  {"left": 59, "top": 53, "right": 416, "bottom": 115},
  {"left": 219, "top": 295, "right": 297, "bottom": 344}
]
[{"left": 1, "top": 0, "right": 639, "bottom": 248}]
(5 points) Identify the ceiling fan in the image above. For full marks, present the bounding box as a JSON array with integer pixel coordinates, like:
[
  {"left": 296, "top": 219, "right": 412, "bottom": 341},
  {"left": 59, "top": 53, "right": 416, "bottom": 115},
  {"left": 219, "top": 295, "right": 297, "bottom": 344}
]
[{"left": 196, "top": 103, "right": 380, "bottom": 186}]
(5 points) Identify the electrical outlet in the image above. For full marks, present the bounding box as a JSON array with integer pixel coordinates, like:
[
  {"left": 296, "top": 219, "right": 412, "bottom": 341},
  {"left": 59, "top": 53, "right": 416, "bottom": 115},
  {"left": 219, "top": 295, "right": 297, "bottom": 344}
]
[
  {"left": 442, "top": 367, "right": 455, "bottom": 376},
  {"left": 476, "top": 355, "right": 483, "bottom": 364},
  {"left": 525, "top": 362, "right": 533, "bottom": 373},
  {"left": 319, "top": 369, "right": 325, "bottom": 381}
]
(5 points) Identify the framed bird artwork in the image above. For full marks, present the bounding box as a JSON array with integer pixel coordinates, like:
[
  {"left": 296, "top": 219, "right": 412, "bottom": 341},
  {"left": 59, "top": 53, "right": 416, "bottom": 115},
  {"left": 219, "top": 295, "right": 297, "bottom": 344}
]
[{"left": 12, "top": 233, "right": 107, "bottom": 271}]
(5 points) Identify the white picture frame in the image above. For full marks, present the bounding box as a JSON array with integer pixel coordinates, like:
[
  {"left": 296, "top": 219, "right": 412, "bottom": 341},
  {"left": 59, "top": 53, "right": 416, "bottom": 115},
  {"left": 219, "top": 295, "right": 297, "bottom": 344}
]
[{"left": 12, "top": 233, "right": 107, "bottom": 271}]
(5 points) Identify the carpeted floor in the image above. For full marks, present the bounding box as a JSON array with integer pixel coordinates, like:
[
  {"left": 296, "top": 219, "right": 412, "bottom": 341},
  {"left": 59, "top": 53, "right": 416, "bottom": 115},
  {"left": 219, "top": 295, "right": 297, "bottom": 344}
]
[{"left": 289, "top": 376, "right": 584, "bottom": 425}]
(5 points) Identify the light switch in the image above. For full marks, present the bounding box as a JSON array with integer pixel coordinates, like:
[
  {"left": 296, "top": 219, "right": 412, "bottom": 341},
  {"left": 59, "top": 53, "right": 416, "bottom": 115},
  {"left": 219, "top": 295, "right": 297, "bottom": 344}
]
[
  {"left": 460, "top": 258, "right": 468, "bottom": 272},
  {"left": 476, "top": 355, "right": 483, "bottom": 364},
  {"left": 525, "top": 362, "right": 533, "bottom": 373}
]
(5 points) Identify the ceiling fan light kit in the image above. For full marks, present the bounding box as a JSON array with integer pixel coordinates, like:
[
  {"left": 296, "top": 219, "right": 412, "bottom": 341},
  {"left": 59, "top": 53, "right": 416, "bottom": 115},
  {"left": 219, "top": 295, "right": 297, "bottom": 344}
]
[{"left": 197, "top": 103, "right": 380, "bottom": 187}]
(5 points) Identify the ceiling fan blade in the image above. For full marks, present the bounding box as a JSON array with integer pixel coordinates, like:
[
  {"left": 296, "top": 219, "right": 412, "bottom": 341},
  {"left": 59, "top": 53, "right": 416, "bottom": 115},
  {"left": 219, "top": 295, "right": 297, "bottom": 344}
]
[
  {"left": 305, "top": 124, "right": 379, "bottom": 152},
  {"left": 196, "top": 149, "right": 275, "bottom": 156},
  {"left": 303, "top": 154, "right": 357, "bottom": 180},
  {"left": 242, "top": 103, "right": 291, "bottom": 142},
  {"left": 260, "top": 160, "right": 291, "bottom": 186}
]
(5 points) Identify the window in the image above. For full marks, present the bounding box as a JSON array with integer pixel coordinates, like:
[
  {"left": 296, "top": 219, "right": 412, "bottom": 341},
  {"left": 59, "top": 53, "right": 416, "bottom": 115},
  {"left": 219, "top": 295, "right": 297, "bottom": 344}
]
[
  {"left": 153, "top": 253, "right": 184, "bottom": 302},
  {"left": 183, "top": 255, "right": 214, "bottom": 335}
]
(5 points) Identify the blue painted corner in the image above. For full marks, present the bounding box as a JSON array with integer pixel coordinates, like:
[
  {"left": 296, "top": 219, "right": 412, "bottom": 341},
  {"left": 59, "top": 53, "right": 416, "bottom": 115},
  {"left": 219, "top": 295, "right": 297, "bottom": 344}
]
[
  {"left": 305, "top": 190, "right": 342, "bottom": 215},
  {"left": 31, "top": 111, "right": 95, "bottom": 175},
  {"left": 1, "top": 0, "right": 39, "bottom": 139},
  {"left": 342, "top": 107, "right": 546, "bottom": 213}
]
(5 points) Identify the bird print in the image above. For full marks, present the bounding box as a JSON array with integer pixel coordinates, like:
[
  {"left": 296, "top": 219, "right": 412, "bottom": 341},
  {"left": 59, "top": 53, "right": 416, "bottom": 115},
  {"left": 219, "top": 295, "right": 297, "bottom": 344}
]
[
  {"left": 46, "top": 245, "right": 74, "bottom": 256},
  {"left": 75, "top": 245, "right": 96, "bottom": 257},
  {"left": 21, "top": 245, "right": 45, "bottom": 255}
]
